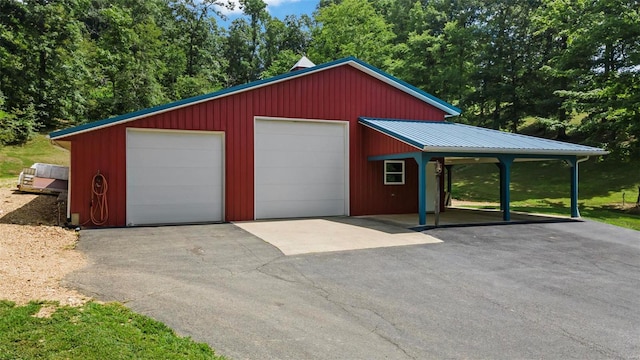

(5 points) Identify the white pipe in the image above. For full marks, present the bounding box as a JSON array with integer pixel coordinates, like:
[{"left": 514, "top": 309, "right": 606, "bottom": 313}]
[
  {"left": 577, "top": 156, "right": 590, "bottom": 164},
  {"left": 573, "top": 156, "right": 589, "bottom": 217}
]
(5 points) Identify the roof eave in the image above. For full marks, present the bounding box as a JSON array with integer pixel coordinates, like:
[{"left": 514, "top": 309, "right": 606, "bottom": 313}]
[{"left": 422, "top": 146, "right": 609, "bottom": 157}]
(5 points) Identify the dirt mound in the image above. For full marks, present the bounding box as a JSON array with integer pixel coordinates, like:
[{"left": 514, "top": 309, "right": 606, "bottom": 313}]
[{"left": 0, "top": 190, "right": 60, "bottom": 225}]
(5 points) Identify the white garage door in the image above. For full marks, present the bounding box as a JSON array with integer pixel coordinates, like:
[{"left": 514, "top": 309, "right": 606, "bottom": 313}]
[
  {"left": 254, "top": 119, "right": 348, "bottom": 219},
  {"left": 126, "top": 129, "right": 224, "bottom": 226}
]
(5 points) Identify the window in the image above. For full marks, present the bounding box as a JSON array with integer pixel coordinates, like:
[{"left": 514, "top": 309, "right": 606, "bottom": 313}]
[{"left": 384, "top": 160, "right": 405, "bottom": 185}]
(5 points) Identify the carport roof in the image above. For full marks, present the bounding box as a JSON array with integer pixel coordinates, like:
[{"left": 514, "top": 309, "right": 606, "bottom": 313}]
[{"left": 359, "top": 117, "right": 608, "bottom": 157}]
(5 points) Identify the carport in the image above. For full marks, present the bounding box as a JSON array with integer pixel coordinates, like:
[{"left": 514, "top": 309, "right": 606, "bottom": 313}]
[{"left": 359, "top": 118, "right": 609, "bottom": 226}]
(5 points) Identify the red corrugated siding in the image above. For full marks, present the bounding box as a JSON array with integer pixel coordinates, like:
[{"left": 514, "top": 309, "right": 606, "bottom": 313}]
[{"left": 63, "top": 65, "right": 445, "bottom": 226}]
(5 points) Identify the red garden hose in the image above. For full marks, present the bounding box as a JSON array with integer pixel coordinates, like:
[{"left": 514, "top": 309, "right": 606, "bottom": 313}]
[{"left": 90, "top": 172, "right": 109, "bottom": 226}]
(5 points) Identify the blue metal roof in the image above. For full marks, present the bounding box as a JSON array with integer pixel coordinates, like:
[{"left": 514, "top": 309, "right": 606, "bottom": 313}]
[
  {"left": 359, "top": 117, "right": 608, "bottom": 156},
  {"left": 49, "top": 57, "right": 461, "bottom": 140}
]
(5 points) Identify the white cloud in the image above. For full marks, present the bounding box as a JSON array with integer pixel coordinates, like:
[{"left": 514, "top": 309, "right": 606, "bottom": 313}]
[
  {"left": 216, "top": 0, "right": 301, "bottom": 15},
  {"left": 264, "top": 0, "right": 301, "bottom": 5}
]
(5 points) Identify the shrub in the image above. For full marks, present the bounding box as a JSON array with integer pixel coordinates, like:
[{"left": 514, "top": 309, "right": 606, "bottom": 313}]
[{"left": 0, "top": 104, "right": 38, "bottom": 146}]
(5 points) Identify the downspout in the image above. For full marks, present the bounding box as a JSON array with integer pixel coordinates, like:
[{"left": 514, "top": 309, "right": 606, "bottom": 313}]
[
  {"left": 47, "top": 137, "right": 72, "bottom": 221},
  {"left": 576, "top": 156, "right": 590, "bottom": 165},
  {"left": 571, "top": 156, "right": 590, "bottom": 218},
  {"left": 576, "top": 156, "right": 590, "bottom": 216}
]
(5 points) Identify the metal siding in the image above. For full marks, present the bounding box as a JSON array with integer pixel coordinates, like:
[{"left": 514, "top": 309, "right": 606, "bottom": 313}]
[
  {"left": 67, "top": 127, "right": 126, "bottom": 227},
  {"left": 186, "top": 106, "right": 193, "bottom": 130},
  {"left": 65, "top": 65, "right": 446, "bottom": 226},
  {"left": 239, "top": 92, "right": 249, "bottom": 219}
]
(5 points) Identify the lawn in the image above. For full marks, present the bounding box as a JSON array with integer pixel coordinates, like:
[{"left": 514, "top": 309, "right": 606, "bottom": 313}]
[
  {"left": 0, "top": 301, "right": 224, "bottom": 360},
  {"left": 0, "top": 134, "right": 69, "bottom": 180},
  {"left": 451, "top": 158, "right": 640, "bottom": 231}
]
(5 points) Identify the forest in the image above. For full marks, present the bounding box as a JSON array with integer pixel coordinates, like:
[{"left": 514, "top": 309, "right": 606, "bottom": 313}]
[{"left": 1, "top": 0, "right": 638, "bottom": 159}]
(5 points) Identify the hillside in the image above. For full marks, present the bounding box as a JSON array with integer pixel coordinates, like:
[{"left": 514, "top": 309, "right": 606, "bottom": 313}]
[{"left": 0, "top": 135, "right": 69, "bottom": 180}]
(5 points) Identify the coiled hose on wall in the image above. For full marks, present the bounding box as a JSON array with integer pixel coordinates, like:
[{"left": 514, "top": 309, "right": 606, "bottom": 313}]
[{"left": 90, "top": 172, "right": 109, "bottom": 226}]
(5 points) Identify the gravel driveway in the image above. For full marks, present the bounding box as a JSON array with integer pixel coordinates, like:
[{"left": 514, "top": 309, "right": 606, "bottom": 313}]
[
  {"left": 66, "top": 219, "right": 640, "bottom": 359},
  {"left": 0, "top": 188, "right": 86, "bottom": 306}
]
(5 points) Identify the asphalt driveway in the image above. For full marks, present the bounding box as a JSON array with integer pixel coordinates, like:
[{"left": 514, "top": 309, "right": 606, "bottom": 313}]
[{"left": 66, "top": 220, "right": 640, "bottom": 359}]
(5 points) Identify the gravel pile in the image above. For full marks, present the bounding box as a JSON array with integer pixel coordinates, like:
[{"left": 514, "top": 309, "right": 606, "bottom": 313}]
[{"left": 0, "top": 187, "right": 88, "bottom": 306}]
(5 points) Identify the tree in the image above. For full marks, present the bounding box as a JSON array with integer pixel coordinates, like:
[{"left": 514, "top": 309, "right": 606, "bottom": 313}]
[
  {"left": 1, "top": 0, "right": 90, "bottom": 129},
  {"left": 310, "top": 0, "right": 395, "bottom": 68},
  {"left": 261, "top": 49, "right": 301, "bottom": 78},
  {"left": 386, "top": 0, "right": 478, "bottom": 113},
  {"left": 261, "top": 15, "right": 312, "bottom": 78},
  {"left": 222, "top": 0, "right": 269, "bottom": 86},
  {"left": 85, "top": 1, "right": 170, "bottom": 118},
  {"left": 465, "top": 1, "right": 548, "bottom": 132},
  {"left": 165, "top": 0, "right": 226, "bottom": 98},
  {"left": 223, "top": 18, "right": 255, "bottom": 86},
  {"left": 536, "top": 0, "right": 640, "bottom": 156}
]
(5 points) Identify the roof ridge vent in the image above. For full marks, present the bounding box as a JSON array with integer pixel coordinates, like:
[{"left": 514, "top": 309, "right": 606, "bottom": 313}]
[{"left": 290, "top": 55, "right": 316, "bottom": 72}]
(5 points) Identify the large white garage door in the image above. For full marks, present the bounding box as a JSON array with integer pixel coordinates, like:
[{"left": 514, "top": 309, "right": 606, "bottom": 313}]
[
  {"left": 254, "top": 119, "right": 348, "bottom": 219},
  {"left": 126, "top": 129, "right": 224, "bottom": 226}
]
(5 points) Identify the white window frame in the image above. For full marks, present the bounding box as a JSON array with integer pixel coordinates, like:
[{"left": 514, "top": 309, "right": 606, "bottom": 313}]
[{"left": 384, "top": 160, "right": 405, "bottom": 185}]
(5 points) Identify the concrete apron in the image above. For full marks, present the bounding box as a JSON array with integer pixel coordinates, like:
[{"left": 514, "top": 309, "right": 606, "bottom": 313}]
[{"left": 233, "top": 217, "right": 442, "bottom": 256}]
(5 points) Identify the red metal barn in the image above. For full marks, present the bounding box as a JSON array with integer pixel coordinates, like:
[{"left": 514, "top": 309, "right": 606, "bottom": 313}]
[{"left": 49, "top": 57, "right": 463, "bottom": 227}]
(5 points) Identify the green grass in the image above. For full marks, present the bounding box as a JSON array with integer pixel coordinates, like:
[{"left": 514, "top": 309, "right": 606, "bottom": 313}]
[
  {"left": 0, "top": 134, "right": 69, "bottom": 180},
  {"left": 0, "top": 301, "right": 225, "bottom": 360},
  {"left": 451, "top": 158, "right": 640, "bottom": 231}
]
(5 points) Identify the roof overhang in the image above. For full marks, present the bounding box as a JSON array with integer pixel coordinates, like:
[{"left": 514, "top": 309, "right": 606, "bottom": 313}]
[
  {"left": 49, "top": 57, "right": 461, "bottom": 140},
  {"left": 50, "top": 139, "right": 71, "bottom": 151},
  {"left": 359, "top": 117, "right": 608, "bottom": 159}
]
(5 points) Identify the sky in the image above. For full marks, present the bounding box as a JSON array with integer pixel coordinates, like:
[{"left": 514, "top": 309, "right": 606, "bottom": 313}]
[{"left": 215, "top": 0, "right": 319, "bottom": 25}]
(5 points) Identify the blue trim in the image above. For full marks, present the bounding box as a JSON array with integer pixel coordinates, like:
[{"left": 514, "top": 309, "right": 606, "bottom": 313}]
[
  {"left": 498, "top": 156, "right": 514, "bottom": 221},
  {"left": 495, "top": 163, "right": 504, "bottom": 211},
  {"left": 567, "top": 157, "right": 579, "bottom": 218},
  {"left": 418, "top": 153, "right": 431, "bottom": 226},
  {"left": 50, "top": 57, "right": 460, "bottom": 139},
  {"left": 445, "top": 164, "right": 453, "bottom": 201},
  {"left": 368, "top": 152, "right": 423, "bottom": 162}
]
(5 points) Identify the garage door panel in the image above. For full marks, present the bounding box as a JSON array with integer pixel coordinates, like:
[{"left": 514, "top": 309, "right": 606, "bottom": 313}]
[
  {"left": 127, "top": 130, "right": 223, "bottom": 225},
  {"left": 255, "top": 120, "right": 347, "bottom": 219},
  {"left": 128, "top": 185, "right": 221, "bottom": 205},
  {"left": 255, "top": 149, "right": 345, "bottom": 166},
  {"left": 256, "top": 183, "right": 345, "bottom": 202},
  {"left": 256, "top": 200, "right": 345, "bottom": 219},
  {"left": 129, "top": 148, "right": 222, "bottom": 166},
  {"left": 256, "top": 134, "right": 345, "bottom": 152},
  {"left": 255, "top": 121, "right": 345, "bottom": 136},
  {"left": 128, "top": 132, "right": 220, "bottom": 150},
  {"left": 128, "top": 204, "right": 220, "bottom": 224},
  {"left": 256, "top": 167, "right": 344, "bottom": 185},
  {"left": 130, "top": 166, "right": 222, "bottom": 187}
]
